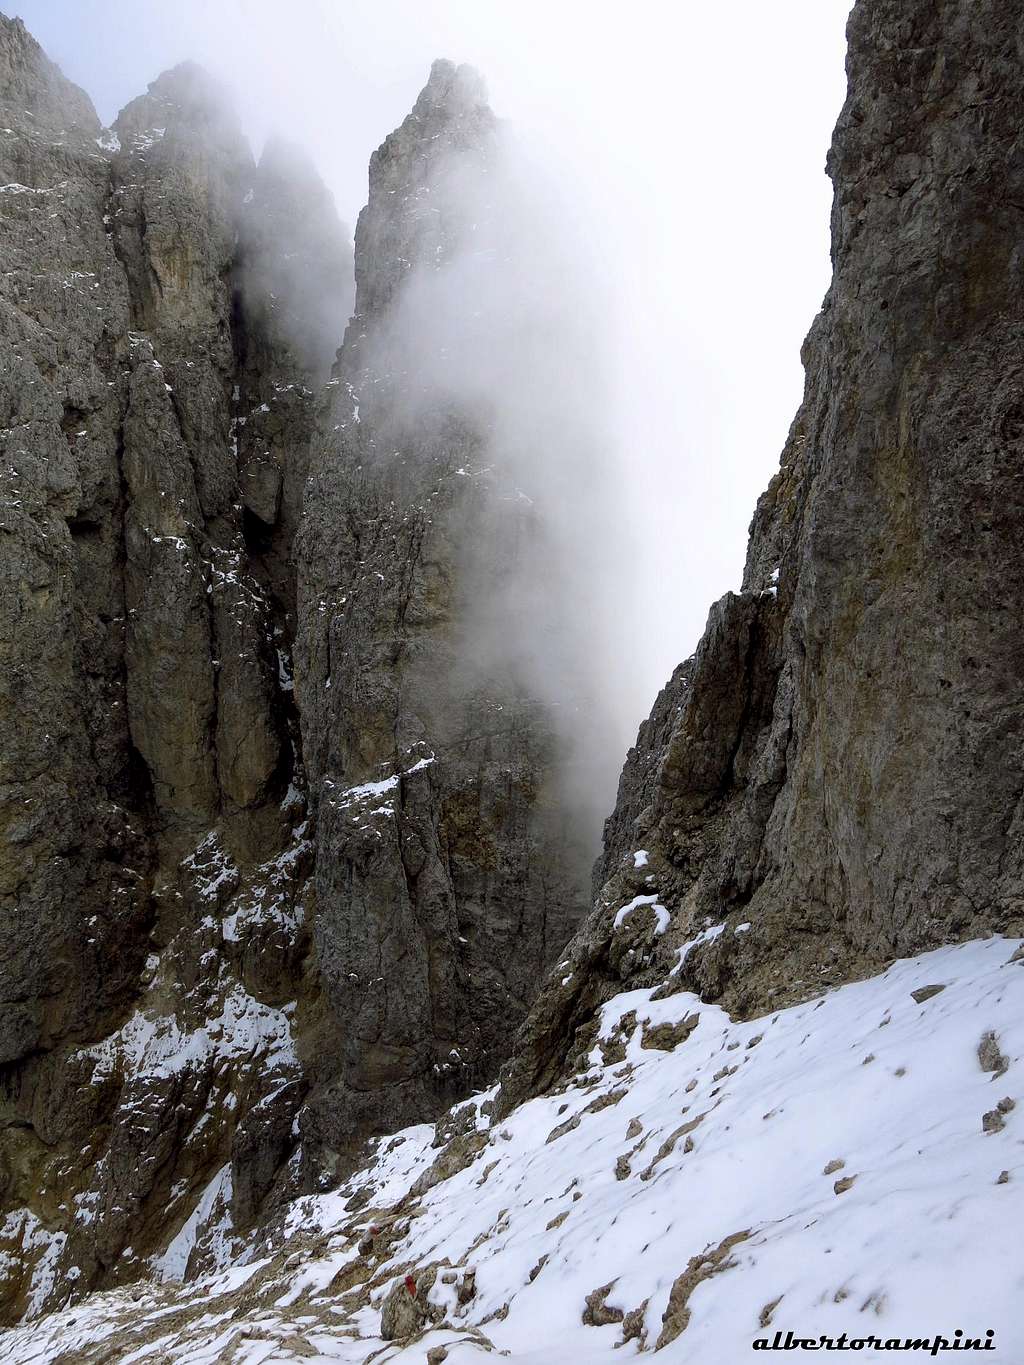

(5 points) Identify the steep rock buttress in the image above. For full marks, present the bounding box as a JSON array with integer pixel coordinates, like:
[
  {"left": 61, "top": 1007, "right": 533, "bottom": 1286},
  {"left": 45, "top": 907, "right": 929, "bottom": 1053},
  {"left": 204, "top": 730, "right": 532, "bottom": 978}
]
[
  {"left": 293, "top": 61, "right": 590, "bottom": 1175},
  {"left": 0, "top": 29, "right": 589, "bottom": 1321},
  {"left": 497, "top": 0, "right": 1024, "bottom": 1113},
  {"left": 6, "top": 0, "right": 1023, "bottom": 1339},
  {"left": 0, "top": 19, "right": 353, "bottom": 1318}
]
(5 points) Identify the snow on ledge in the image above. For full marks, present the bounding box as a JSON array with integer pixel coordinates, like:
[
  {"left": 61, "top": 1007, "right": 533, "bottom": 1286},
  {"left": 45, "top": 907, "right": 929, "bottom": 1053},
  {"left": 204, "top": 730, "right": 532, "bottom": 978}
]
[
  {"left": 6, "top": 936, "right": 1023, "bottom": 1362},
  {"left": 612, "top": 893, "right": 669, "bottom": 935}
]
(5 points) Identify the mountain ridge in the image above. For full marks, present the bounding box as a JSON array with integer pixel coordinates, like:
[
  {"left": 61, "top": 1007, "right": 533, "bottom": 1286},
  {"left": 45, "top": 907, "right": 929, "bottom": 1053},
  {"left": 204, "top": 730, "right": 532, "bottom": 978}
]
[{"left": 0, "top": 0, "right": 1022, "bottom": 1353}]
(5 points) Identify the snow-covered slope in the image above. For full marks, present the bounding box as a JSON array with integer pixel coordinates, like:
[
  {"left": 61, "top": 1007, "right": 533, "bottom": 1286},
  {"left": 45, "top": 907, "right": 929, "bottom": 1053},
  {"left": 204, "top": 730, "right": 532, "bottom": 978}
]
[{"left": 5, "top": 937, "right": 1022, "bottom": 1362}]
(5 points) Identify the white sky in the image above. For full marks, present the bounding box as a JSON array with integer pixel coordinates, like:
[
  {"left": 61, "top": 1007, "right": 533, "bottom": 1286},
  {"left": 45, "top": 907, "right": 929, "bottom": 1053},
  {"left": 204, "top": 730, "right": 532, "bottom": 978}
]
[{"left": 13, "top": 0, "right": 853, "bottom": 732}]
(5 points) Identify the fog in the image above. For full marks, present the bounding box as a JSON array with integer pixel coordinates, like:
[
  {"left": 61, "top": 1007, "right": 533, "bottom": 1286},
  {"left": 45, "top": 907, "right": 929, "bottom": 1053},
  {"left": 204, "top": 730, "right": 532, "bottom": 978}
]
[
  {"left": 353, "top": 108, "right": 641, "bottom": 826},
  {"left": 14, "top": 0, "right": 853, "bottom": 815}
]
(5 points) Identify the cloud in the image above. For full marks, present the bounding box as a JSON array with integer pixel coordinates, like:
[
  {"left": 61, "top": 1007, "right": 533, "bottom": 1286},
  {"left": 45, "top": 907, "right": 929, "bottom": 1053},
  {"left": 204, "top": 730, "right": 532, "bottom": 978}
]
[{"left": 15, "top": 0, "right": 853, "bottom": 829}]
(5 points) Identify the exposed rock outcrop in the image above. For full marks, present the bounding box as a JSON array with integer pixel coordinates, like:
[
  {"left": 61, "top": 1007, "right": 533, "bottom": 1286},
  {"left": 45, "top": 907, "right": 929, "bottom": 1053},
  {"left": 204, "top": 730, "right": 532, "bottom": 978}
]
[
  {"left": 4, "top": 0, "right": 1024, "bottom": 1343},
  {"left": 0, "top": 18, "right": 350, "bottom": 1320},
  {"left": 497, "top": 0, "right": 1024, "bottom": 1114},
  {"left": 293, "top": 59, "right": 590, "bottom": 1173},
  {"left": 0, "top": 24, "right": 587, "bottom": 1323}
]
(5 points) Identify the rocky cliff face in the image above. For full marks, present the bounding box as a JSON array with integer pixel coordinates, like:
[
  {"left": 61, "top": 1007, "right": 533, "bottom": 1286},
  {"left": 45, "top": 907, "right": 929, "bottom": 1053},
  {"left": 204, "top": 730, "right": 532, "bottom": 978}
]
[
  {"left": 293, "top": 60, "right": 590, "bottom": 1174},
  {"left": 0, "top": 21, "right": 588, "bottom": 1322},
  {"left": 0, "top": 15, "right": 346, "bottom": 1318},
  {"left": 497, "top": 0, "right": 1024, "bottom": 1114},
  {"left": 3, "top": 0, "right": 1023, "bottom": 1343}
]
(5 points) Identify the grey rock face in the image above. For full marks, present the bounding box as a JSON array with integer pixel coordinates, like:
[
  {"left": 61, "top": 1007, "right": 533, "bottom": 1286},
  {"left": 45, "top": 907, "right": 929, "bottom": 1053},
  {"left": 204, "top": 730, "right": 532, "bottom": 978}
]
[
  {"left": 0, "top": 19, "right": 345, "bottom": 1320},
  {"left": 293, "top": 59, "right": 590, "bottom": 1173},
  {"left": 497, "top": 0, "right": 1024, "bottom": 1113},
  {"left": 7, "top": 0, "right": 1019, "bottom": 1331},
  {"left": 111, "top": 64, "right": 278, "bottom": 822},
  {"left": 0, "top": 29, "right": 584, "bottom": 1322},
  {"left": 0, "top": 15, "right": 146, "bottom": 1088}
]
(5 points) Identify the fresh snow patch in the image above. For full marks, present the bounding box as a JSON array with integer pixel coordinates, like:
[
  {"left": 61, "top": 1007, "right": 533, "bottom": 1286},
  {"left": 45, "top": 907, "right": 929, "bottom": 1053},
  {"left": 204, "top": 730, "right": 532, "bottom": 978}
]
[
  {"left": 0, "top": 182, "right": 52, "bottom": 195},
  {"left": 221, "top": 835, "right": 309, "bottom": 945},
  {"left": 671, "top": 920, "right": 727, "bottom": 972},
  {"left": 153, "top": 1166, "right": 233, "bottom": 1283},
  {"left": 334, "top": 754, "right": 436, "bottom": 808},
  {"left": 7, "top": 937, "right": 1023, "bottom": 1361},
  {"left": 131, "top": 126, "right": 166, "bottom": 152},
  {"left": 73, "top": 983, "right": 297, "bottom": 1084},
  {"left": 180, "top": 833, "right": 237, "bottom": 904},
  {"left": 613, "top": 893, "right": 669, "bottom": 935}
]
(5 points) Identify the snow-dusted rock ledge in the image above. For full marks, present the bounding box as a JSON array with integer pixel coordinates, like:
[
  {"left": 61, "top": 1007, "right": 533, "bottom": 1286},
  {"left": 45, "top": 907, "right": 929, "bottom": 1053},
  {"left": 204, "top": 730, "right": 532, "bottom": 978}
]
[{"left": 4, "top": 937, "right": 1021, "bottom": 1362}]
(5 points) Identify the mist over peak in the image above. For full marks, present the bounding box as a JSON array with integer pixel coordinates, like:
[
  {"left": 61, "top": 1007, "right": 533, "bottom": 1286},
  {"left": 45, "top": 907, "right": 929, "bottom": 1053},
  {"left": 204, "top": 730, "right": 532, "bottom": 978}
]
[
  {"left": 239, "top": 136, "right": 354, "bottom": 382},
  {"left": 353, "top": 57, "right": 497, "bottom": 325},
  {"left": 6, "top": 6, "right": 952, "bottom": 1350},
  {"left": 415, "top": 56, "right": 490, "bottom": 114},
  {"left": 114, "top": 59, "right": 238, "bottom": 137}
]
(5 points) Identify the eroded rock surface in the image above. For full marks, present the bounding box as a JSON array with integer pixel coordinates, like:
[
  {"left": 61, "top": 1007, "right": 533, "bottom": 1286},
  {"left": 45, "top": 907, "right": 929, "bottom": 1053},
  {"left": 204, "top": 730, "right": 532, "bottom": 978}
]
[
  {"left": 0, "top": 16, "right": 351, "bottom": 1320},
  {"left": 293, "top": 59, "right": 591, "bottom": 1173},
  {"left": 4, "top": 0, "right": 1024, "bottom": 1343},
  {"left": 0, "top": 24, "right": 589, "bottom": 1324},
  {"left": 497, "top": 0, "right": 1024, "bottom": 1115}
]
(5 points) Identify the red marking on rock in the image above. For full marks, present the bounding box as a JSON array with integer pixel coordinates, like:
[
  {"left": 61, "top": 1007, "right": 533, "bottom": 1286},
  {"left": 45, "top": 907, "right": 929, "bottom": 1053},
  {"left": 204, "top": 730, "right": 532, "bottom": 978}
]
[{"left": 404, "top": 1274, "right": 417, "bottom": 1298}]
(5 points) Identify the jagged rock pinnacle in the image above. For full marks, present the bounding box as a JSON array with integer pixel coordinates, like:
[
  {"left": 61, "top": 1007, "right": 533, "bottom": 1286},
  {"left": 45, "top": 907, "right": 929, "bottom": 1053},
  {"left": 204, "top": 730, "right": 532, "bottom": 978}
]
[
  {"left": 413, "top": 57, "right": 489, "bottom": 115},
  {"left": 0, "top": 10, "right": 98, "bottom": 139}
]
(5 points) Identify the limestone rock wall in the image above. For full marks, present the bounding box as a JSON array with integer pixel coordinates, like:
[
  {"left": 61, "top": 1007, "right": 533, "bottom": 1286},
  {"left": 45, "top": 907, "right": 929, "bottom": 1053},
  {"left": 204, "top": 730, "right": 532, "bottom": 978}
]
[
  {"left": 293, "top": 61, "right": 590, "bottom": 1174},
  {"left": 6, "top": 0, "right": 1020, "bottom": 1332},
  {"left": 0, "top": 26, "right": 586, "bottom": 1322},
  {"left": 0, "top": 18, "right": 350, "bottom": 1319},
  {"left": 497, "top": 0, "right": 1024, "bottom": 1114}
]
